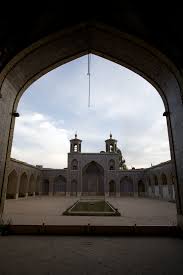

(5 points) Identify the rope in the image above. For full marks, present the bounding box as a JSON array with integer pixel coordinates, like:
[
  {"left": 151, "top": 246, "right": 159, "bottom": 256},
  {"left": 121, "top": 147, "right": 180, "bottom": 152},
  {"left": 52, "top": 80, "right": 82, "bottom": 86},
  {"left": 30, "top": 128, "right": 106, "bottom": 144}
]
[{"left": 87, "top": 53, "right": 91, "bottom": 107}]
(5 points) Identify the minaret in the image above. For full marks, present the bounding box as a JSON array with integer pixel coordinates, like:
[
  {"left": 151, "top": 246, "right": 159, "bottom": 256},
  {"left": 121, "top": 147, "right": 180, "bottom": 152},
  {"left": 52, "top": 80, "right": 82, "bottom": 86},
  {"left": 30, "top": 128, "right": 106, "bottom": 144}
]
[
  {"left": 70, "top": 132, "right": 82, "bottom": 153},
  {"left": 105, "top": 133, "right": 117, "bottom": 153}
]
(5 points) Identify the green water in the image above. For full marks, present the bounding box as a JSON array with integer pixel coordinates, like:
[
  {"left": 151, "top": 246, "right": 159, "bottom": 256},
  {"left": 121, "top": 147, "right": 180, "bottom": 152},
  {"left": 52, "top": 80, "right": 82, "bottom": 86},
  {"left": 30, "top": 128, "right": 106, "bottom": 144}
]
[{"left": 70, "top": 201, "right": 113, "bottom": 212}]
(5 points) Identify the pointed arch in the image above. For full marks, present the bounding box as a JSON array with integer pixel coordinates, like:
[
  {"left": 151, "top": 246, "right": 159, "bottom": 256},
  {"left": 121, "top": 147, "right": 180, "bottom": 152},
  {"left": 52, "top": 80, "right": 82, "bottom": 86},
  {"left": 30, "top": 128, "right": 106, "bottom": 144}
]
[
  {"left": 138, "top": 180, "right": 145, "bottom": 197},
  {"left": 82, "top": 161, "right": 104, "bottom": 196},
  {"left": 120, "top": 176, "right": 133, "bottom": 196},
  {"left": 109, "top": 180, "right": 116, "bottom": 196},
  {"left": 170, "top": 173, "right": 175, "bottom": 200},
  {"left": 53, "top": 175, "right": 66, "bottom": 195},
  {"left": 161, "top": 173, "right": 169, "bottom": 199},
  {"left": 109, "top": 159, "right": 115, "bottom": 170},
  {"left": 35, "top": 176, "right": 40, "bottom": 195},
  {"left": 28, "top": 174, "right": 35, "bottom": 196},
  {"left": 153, "top": 175, "right": 160, "bottom": 198},
  {"left": 162, "top": 173, "right": 168, "bottom": 185},
  {"left": 0, "top": 23, "right": 182, "bottom": 224},
  {"left": 147, "top": 176, "right": 153, "bottom": 197},
  {"left": 71, "top": 159, "right": 78, "bottom": 170},
  {"left": 19, "top": 172, "right": 28, "bottom": 197},
  {"left": 42, "top": 179, "right": 49, "bottom": 195},
  {"left": 147, "top": 177, "right": 151, "bottom": 186},
  {"left": 6, "top": 170, "right": 18, "bottom": 199},
  {"left": 154, "top": 175, "right": 158, "bottom": 186}
]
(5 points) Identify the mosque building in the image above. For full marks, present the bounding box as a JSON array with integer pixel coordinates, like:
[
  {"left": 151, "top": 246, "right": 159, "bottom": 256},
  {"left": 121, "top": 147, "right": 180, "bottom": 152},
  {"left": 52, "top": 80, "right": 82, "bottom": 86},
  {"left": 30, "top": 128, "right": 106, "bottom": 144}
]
[{"left": 6, "top": 134, "right": 175, "bottom": 201}]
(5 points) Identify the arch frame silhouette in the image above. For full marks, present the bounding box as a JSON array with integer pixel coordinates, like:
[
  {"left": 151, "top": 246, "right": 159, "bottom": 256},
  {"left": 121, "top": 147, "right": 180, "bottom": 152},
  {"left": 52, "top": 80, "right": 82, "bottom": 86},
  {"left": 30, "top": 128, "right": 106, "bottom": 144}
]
[{"left": 0, "top": 23, "right": 183, "bottom": 226}]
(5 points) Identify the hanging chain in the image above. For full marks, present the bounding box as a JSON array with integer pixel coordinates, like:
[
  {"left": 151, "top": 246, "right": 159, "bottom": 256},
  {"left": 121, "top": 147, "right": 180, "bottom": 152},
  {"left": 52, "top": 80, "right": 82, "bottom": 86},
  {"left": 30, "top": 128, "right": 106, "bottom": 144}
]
[{"left": 87, "top": 53, "right": 91, "bottom": 108}]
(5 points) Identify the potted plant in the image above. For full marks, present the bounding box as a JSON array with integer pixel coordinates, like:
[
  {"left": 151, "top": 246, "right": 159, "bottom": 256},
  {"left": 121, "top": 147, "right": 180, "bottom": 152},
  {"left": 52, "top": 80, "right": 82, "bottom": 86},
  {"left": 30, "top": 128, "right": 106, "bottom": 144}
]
[{"left": 0, "top": 217, "right": 11, "bottom": 236}]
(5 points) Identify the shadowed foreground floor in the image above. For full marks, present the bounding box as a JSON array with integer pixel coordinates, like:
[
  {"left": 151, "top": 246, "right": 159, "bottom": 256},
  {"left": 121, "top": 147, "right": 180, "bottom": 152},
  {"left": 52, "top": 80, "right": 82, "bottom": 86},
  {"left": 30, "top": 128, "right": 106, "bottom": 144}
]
[{"left": 0, "top": 236, "right": 183, "bottom": 274}]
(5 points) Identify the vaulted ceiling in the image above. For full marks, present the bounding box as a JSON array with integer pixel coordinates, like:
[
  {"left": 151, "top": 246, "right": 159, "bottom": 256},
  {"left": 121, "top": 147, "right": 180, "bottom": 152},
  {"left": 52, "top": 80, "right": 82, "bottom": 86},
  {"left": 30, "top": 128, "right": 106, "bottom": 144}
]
[{"left": 0, "top": 3, "right": 182, "bottom": 71}]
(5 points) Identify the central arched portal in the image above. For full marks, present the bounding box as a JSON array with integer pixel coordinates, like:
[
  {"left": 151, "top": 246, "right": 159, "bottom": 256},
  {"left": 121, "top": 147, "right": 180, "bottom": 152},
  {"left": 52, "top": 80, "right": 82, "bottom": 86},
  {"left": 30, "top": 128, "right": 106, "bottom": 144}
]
[
  {"left": 82, "top": 161, "right": 104, "bottom": 196},
  {"left": 53, "top": 175, "right": 66, "bottom": 196}
]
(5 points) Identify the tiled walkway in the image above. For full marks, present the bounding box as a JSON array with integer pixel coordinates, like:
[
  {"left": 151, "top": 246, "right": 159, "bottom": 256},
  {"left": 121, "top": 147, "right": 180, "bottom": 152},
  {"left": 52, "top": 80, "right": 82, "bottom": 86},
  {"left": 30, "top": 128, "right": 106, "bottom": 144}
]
[{"left": 3, "top": 196, "right": 177, "bottom": 225}]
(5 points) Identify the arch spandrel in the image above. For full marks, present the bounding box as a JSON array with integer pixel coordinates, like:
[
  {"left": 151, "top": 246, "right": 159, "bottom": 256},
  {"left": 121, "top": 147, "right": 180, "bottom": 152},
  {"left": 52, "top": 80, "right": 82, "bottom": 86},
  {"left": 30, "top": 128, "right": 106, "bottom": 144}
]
[{"left": 1, "top": 24, "right": 180, "bottom": 107}]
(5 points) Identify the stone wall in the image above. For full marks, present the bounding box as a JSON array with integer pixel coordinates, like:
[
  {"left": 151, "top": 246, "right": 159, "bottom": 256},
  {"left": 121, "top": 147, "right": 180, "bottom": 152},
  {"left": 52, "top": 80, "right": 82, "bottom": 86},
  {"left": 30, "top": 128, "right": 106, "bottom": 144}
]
[
  {"left": 143, "top": 161, "right": 175, "bottom": 201},
  {"left": 6, "top": 158, "right": 42, "bottom": 199},
  {"left": 6, "top": 158, "right": 174, "bottom": 202}
]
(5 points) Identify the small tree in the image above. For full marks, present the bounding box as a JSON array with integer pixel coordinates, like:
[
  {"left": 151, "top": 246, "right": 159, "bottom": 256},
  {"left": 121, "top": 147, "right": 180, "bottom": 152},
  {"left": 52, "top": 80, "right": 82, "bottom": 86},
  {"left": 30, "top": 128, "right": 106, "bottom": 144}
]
[
  {"left": 0, "top": 217, "right": 12, "bottom": 235},
  {"left": 122, "top": 163, "right": 128, "bottom": 170},
  {"left": 117, "top": 147, "right": 128, "bottom": 170}
]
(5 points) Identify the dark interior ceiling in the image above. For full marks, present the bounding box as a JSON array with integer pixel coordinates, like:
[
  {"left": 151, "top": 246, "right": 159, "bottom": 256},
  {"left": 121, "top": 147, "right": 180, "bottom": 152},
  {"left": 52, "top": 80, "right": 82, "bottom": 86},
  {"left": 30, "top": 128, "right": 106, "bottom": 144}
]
[{"left": 0, "top": 3, "right": 183, "bottom": 72}]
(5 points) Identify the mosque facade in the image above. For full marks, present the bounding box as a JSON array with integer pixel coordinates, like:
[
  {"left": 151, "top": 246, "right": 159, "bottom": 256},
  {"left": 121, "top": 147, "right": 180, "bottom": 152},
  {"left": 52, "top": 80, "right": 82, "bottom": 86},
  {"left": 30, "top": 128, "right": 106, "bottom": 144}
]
[{"left": 6, "top": 134, "right": 176, "bottom": 201}]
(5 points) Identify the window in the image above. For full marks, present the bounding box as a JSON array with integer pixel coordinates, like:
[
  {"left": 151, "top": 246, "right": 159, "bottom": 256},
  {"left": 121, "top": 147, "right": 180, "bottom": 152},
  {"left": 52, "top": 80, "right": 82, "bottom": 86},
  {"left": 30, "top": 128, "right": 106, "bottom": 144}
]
[
  {"left": 109, "top": 144, "right": 114, "bottom": 152},
  {"left": 109, "top": 159, "right": 115, "bottom": 170},
  {"left": 71, "top": 159, "right": 78, "bottom": 170}
]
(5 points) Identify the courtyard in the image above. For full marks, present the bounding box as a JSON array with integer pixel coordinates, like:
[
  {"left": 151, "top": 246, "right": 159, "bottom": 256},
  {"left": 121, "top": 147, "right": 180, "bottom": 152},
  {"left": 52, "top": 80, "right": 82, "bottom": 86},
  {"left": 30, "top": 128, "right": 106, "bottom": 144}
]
[{"left": 3, "top": 196, "right": 176, "bottom": 226}]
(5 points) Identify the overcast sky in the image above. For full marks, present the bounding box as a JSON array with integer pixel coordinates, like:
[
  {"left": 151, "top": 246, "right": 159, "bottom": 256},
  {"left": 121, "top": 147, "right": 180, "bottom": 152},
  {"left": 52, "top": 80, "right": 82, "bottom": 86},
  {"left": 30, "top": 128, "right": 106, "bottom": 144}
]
[{"left": 11, "top": 54, "right": 171, "bottom": 169}]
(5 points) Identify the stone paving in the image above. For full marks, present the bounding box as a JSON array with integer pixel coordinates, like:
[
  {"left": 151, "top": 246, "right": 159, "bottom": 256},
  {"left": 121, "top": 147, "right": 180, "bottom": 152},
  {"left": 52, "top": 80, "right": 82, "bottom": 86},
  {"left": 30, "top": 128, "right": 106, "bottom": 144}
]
[
  {"left": 3, "top": 196, "right": 177, "bottom": 226},
  {"left": 0, "top": 236, "right": 183, "bottom": 274}
]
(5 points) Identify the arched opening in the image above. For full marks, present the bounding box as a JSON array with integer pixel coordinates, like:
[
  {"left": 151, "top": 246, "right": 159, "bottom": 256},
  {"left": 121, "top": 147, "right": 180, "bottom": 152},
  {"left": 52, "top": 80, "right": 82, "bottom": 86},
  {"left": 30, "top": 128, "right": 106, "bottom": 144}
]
[
  {"left": 169, "top": 173, "right": 175, "bottom": 201},
  {"left": 109, "top": 145, "right": 114, "bottom": 152},
  {"left": 19, "top": 173, "right": 28, "bottom": 197},
  {"left": 35, "top": 176, "right": 40, "bottom": 195},
  {"left": 109, "top": 180, "right": 116, "bottom": 196},
  {"left": 71, "top": 159, "right": 78, "bottom": 170},
  {"left": 71, "top": 180, "right": 77, "bottom": 196},
  {"left": 138, "top": 180, "right": 145, "bottom": 197},
  {"left": 161, "top": 173, "right": 169, "bottom": 199},
  {"left": 0, "top": 24, "right": 181, "bottom": 227},
  {"left": 154, "top": 176, "right": 158, "bottom": 186},
  {"left": 6, "top": 170, "right": 18, "bottom": 199},
  {"left": 53, "top": 175, "right": 66, "bottom": 196},
  {"left": 42, "top": 179, "right": 49, "bottom": 195},
  {"left": 82, "top": 161, "right": 104, "bottom": 196},
  {"left": 171, "top": 173, "right": 175, "bottom": 185},
  {"left": 109, "top": 160, "right": 115, "bottom": 170},
  {"left": 162, "top": 174, "right": 168, "bottom": 185},
  {"left": 147, "top": 177, "right": 152, "bottom": 197},
  {"left": 120, "top": 177, "right": 133, "bottom": 196},
  {"left": 154, "top": 175, "right": 160, "bottom": 198},
  {"left": 28, "top": 174, "right": 35, "bottom": 196}
]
